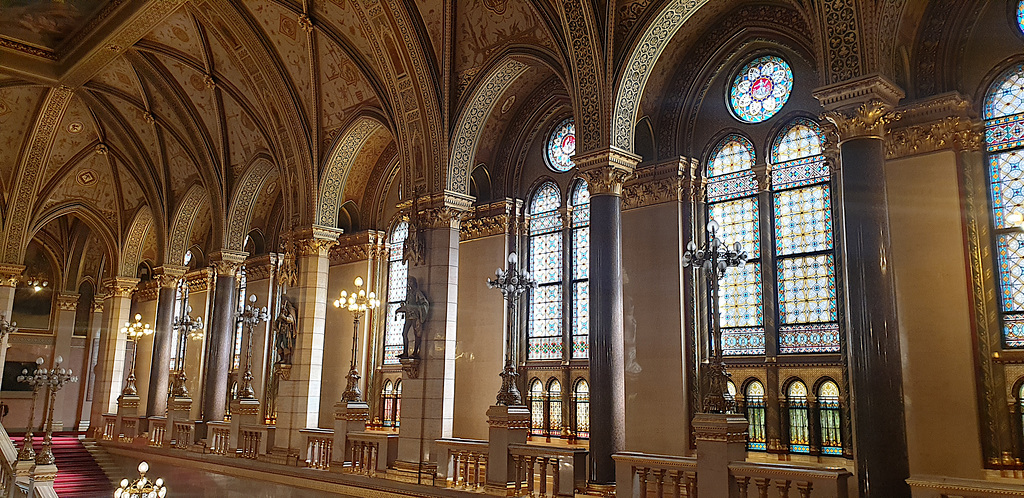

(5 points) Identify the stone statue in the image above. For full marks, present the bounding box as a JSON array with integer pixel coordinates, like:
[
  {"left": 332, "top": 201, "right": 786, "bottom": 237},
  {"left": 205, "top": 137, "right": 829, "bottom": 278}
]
[
  {"left": 398, "top": 277, "right": 429, "bottom": 359},
  {"left": 274, "top": 297, "right": 297, "bottom": 364}
]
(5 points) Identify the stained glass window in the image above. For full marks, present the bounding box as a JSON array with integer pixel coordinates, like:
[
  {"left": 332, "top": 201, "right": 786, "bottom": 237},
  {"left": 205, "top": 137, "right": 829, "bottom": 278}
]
[
  {"left": 530, "top": 380, "right": 545, "bottom": 436},
  {"left": 384, "top": 221, "right": 409, "bottom": 364},
  {"left": 382, "top": 380, "right": 395, "bottom": 427},
  {"left": 709, "top": 135, "right": 755, "bottom": 177},
  {"left": 548, "top": 379, "right": 563, "bottom": 437},
  {"left": 709, "top": 196, "right": 764, "bottom": 355},
  {"left": 1018, "top": 1, "right": 1024, "bottom": 35},
  {"left": 232, "top": 266, "right": 247, "bottom": 371},
  {"left": 528, "top": 183, "right": 564, "bottom": 360},
  {"left": 986, "top": 65, "right": 1024, "bottom": 348},
  {"left": 394, "top": 380, "right": 402, "bottom": 427},
  {"left": 746, "top": 381, "right": 766, "bottom": 451},
  {"left": 819, "top": 381, "right": 842, "bottom": 455},
  {"left": 730, "top": 55, "right": 793, "bottom": 123},
  {"left": 546, "top": 118, "right": 576, "bottom": 172},
  {"left": 787, "top": 381, "right": 809, "bottom": 453},
  {"left": 575, "top": 379, "right": 590, "bottom": 439},
  {"left": 772, "top": 119, "right": 823, "bottom": 163},
  {"left": 571, "top": 181, "right": 590, "bottom": 359}
]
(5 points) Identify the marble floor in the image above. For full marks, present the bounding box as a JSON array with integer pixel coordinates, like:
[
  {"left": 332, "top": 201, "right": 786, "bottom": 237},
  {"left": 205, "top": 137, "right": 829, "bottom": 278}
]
[{"left": 108, "top": 454, "right": 359, "bottom": 498}]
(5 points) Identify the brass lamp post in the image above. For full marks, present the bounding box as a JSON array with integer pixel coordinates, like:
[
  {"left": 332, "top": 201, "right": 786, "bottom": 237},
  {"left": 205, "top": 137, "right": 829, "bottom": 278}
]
[
  {"left": 236, "top": 295, "right": 268, "bottom": 400},
  {"left": 35, "top": 355, "right": 77, "bottom": 465},
  {"left": 114, "top": 461, "right": 167, "bottom": 498},
  {"left": 487, "top": 252, "right": 537, "bottom": 406},
  {"left": 682, "top": 219, "right": 748, "bottom": 414},
  {"left": 170, "top": 305, "right": 203, "bottom": 398},
  {"left": 121, "top": 314, "right": 152, "bottom": 396},
  {"left": 334, "top": 277, "right": 380, "bottom": 403},
  {"left": 16, "top": 358, "right": 44, "bottom": 461}
]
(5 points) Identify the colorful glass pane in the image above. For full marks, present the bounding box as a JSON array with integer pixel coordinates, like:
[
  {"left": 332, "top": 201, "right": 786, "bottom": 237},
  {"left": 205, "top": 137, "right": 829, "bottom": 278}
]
[
  {"left": 730, "top": 55, "right": 794, "bottom": 123},
  {"left": 710, "top": 198, "right": 763, "bottom": 334},
  {"left": 819, "top": 380, "right": 839, "bottom": 398},
  {"left": 777, "top": 254, "right": 838, "bottom": 324},
  {"left": 1019, "top": 1, "right": 1024, "bottom": 35},
  {"left": 779, "top": 323, "right": 840, "bottom": 353},
  {"left": 774, "top": 185, "right": 833, "bottom": 255},
  {"left": 529, "top": 183, "right": 564, "bottom": 360},
  {"left": 746, "top": 381, "right": 766, "bottom": 451},
  {"left": 985, "top": 64, "right": 1024, "bottom": 120},
  {"left": 708, "top": 135, "right": 755, "bottom": 177},
  {"left": 998, "top": 233, "right": 1024, "bottom": 312},
  {"left": 571, "top": 181, "right": 590, "bottom": 227},
  {"left": 573, "top": 227, "right": 589, "bottom": 280},
  {"left": 722, "top": 327, "right": 765, "bottom": 356},
  {"left": 548, "top": 380, "right": 562, "bottom": 436},
  {"left": 546, "top": 118, "right": 576, "bottom": 172},
  {"left": 575, "top": 381, "right": 590, "bottom": 438},
  {"left": 772, "top": 119, "right": 823, "bottom": 163},
  {"left": 384, "top": 221, "right": 410, "bottom": 365},
  {"left": 530, "top": 381, "right": 545, "bottom": 435},
  {"left": 771, "top": 156, "right": 830, "bottom": 190},
  {"left": 1007, "top": 314, "right": 1024, "bottom": 347},
  {"left": 709, "top": 197, "right": 760, "bottom": 253},
  {"left": 572, "top": 281, "right": 589, "bottom": 358},
  {"left": 719, "top": 262, "right": 764, "bottom": 329},
  {"left": 990, "top": 150, "right": 1024, "bottom": 229}
]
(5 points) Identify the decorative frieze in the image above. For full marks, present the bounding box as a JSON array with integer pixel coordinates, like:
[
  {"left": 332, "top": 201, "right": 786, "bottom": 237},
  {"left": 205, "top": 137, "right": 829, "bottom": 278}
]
[
  {"left": 885, "top": 93, "right": 983, "bottom": 159},
  {"left": 622, "top": 157, "right": 696, "bottom": 211},
  {"left": 184, "top": 268, "right": 214, "bottom": 293},
  {"left": 329, "top": 231, "right": 384, "bottom": 265},
  {"left": 574, "top": 147, "right": 642, "bottom": 196},
  {"left": 460, "top": 199, "right": 521, "bottom": 241}
]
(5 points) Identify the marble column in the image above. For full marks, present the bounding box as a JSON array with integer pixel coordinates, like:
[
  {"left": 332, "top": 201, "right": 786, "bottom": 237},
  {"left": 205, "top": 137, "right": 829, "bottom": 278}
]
[
  {"left": 51, "top": 292, "right": 78, "bottom": 430},
  {"left": 393, "top": 192, "right": 471, "bottom": 476},
  {"left": 201, "top": 251, "right": 246, "bottom": 427},
  {"left": 0, "top": 264, "right": 25, "bottom": 373},
  {"left": 275, "top": 227, "right": 339, "bottom": 451},
  {"left": 576, "top": 148, "right": 639, "bottom": 487},
  {"left": 815, "top": 75, "right": 910, "bottom": 497},
  {"left": 146, "top": 266, "right": 186, "bottom": 418},
  {"left": 89, "top": 277, "right": 138, "bottom": 429}
]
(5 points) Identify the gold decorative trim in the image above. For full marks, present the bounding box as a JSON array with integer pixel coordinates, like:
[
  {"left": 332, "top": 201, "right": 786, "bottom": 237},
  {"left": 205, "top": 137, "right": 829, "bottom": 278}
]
[
  {"left": 155, "top": 265, "right": 187, "bottom": 289},
  {"left": 56, "top": 293, "right": 79, "bottom": 312},
  {"left": 210, "top": 250, "right": 248, "bottom": 277},
  {"left": 885, "top": 94, "right": 983, "bottom": 158},
  {"left": 184, "top": 268, "right": 214, "bottom": 293},
  {"left": 460, "top": 199, "right": 520, "bottom": 241},
  {"left": 812, "top": 74, "right": 904, "bottom": 112},
  {"left": 135, "top": 281, "right": 159, "bottom": 302},
  {"left": 329, "top": 231, "right": 384, "bottom": 265},
  {"left": 622, "top": 157, "right": 694, "bottom": 211},
  {"left": 574, "top": 147, "right": 642, "bottom": 196},
  {"left": 291, "top": 226, "right": 343, "bottom": 258},
  {"left": 102, "top": 277, "right": 139, "bottom": 299},
  {"left": 0, "top": 264, "right": 24, "bottom": 288},
  {"left": 822, "top": 99, "right": 902, "bottom": 141},
  {"left": 245, "top": 254, "right": 279, "bottom": 281}
]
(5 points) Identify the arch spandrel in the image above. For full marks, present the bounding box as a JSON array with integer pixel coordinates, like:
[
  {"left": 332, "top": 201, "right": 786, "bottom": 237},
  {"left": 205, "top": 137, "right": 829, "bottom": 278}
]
[
  {"left": 226, "top": 159, "right": 277, "bottom": 252},
  {"left": 167, "top": 184, "right": 210, "bottom": 267},
  {"left": 318, "top": 116, "right": 386, "bottom": 228}
]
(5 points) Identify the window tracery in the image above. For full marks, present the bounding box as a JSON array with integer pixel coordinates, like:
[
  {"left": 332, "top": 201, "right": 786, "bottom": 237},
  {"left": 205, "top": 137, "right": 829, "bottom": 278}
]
[
  {"left": 729, "top": 55, "right": 793, "bottom": 124},
  {"left": 546, "top": 118, "right": 576, "bottom": 173}
]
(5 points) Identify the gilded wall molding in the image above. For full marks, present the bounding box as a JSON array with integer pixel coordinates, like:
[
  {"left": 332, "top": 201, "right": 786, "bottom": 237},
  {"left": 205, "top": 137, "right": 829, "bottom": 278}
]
[
  {"left": 0, "top": 264, "right": 25, "bottom": 288},
  {"left": 245, "top": 254, "right": 279, "bottom": 281},
  {"left": 460, "top": 199, "right": 520, "bottom": 241},
  {"left": 56, "top": 293, "right": 79, "bottom": 312},
  {"left": 575, "top": 147, "right": 642, "bottom": 196},
  {"left": 291, "top": 226, "right": 343, "bottom": 258},
  {"left": 621, "top": 157, "right": 696, "bottom": 211},
  {"left": 155, "top": 265, "right": 187, "bottom": 289},
  {"left": 329, "top": 231, "right": 384, "bottom": 265},
  {"left": 885, "top": 93, "right": 983, "bottom": 159}
]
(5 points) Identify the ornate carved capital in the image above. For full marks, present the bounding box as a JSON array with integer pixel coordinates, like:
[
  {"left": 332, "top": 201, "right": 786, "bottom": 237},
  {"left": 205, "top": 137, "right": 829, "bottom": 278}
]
[
  {"left": 155, "top": 265, "right": 187, "bottom": 289},
  {"left": 101, "top": 277, "right": 139, "bottom": 299},
  {"left": 329, "top": 231, "right": 384, "bottom": 265},
  {"left": 184, "top": 268, "right": 214, "bottom": 292},
  {"left": 56, "top": 293, "right": 79, "bottom": 312},
  {"left": 407, "top": 191, "right": 474, "bottom": 231},
  {"left": 210, "top": 250, "right": 248, "bottom": 277},
  {"left": 885, "top": 93, "right": 983, "bottom": 158},
  {"left": 0, "top": 264, "right": 25, "bottom": 288},
  {"left": 91, "top": 297, "right": 104, "bottom": 314},
  {"left": 822, "top": 99, "right": 902, "bottom": 141},
  {"left": 460, "top": 199, "right": 520, "bottom": 241},
  {"left": 622, "top": 157, "right": 693, "bottom": 210},
  {"left": 815, "top": 74, "right": 905, "bottom": 141},
  {"left": 291, "top": 226, "right": 343, "bottom": 258},
  {"left": 135, "top": 280, "right": 159, "bottom": 302},
  {"left": 574, "top": 147, "right": 641, "bottom": 196},
  {"left": 244, "top": 254, "right": 278, "bottom": 280}
]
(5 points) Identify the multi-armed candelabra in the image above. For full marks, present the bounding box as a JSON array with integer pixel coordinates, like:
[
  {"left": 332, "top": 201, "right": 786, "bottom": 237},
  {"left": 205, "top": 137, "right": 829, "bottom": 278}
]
[
  {"left": 16, "top": 358, "right": 45, "bottom": 461},
  {"left": 170, "top": 305, "right": 204, "bottom": 398},
  {"left": 0, "top": 313, "right": 17, "bottom": 340},
  {"left": 682, "top": 218, "right": 748, "bottom": 414},
  {"left": 121, "top": 314, "right": 152, "bottom": 396},
  {"left": 114, "top": 461, "right": 167, "bottom": 498},
  {"left": 334, "top": 277, "right": 380, "bottom": 403},
  {"left": 33, "top": 356, "right": 77, "bottom": 465},
  {"left": 487, "top": 252, "right": 537, "bottom": 406},
  {"left": 236, "top": 295, "right": 269, "bottom": 400}
]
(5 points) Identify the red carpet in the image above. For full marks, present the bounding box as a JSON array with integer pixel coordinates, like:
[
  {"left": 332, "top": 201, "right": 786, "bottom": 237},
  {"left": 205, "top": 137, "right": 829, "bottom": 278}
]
[{"left": 9, "top": 432, "right": 113, "bottom": 498}]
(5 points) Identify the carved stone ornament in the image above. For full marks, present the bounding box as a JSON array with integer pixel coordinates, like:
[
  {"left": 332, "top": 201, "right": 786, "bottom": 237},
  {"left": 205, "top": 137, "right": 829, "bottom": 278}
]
[
  {"left": 823, "top": 99, "right": 902, "bottom": 141},
  {"left": 329, "top": 231, "right": 383, "bottom": 265},
  {"left": 574, "top": 147, "right": 642, "bottom": 196},
  {"left": 291, "top": 226, "right": 343, "bottom": 258},
  {"left": 134, "top": 281, "right": 159, "bottom": 302},
  {"left": 155, "top": 265, "right": 187, "bottom": 289},
  {"left": 400, "top": 357, "right": 420, "bottom": 379},
  {"left": 210, "top": 250, "right": 247, "bottom": 277},
  {"left": 184, "top": 268, "right": 214, "bottom": 292},
  {"left": 102, "top": 277, "right": 139, "bottom": 299},
  {"left": 0, "top": 264, "right": 25, "bottom": 288},
  {"left": 622, "top": 157, "right": 694, "bottom": 210},
  {"left": 886, "top": 116, "right": 984, "bottom": 159},
  {"left": 56, "top": 293, "right": 79, "bottom": 312}
]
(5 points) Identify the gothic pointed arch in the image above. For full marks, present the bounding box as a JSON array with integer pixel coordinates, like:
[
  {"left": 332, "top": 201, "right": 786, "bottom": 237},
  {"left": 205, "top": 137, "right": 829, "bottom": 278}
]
[
  {"left": 167, "top": 184, "right": 210, "bottom": 267},
  {"left": 121, "top": 205, "right": 154, "bottom": 278},
  {"left": 317, "top": 116, "right": 387, "bottom": 228},
  {"left": 225, "top": 157, "right": 277, "bottom": 252}
]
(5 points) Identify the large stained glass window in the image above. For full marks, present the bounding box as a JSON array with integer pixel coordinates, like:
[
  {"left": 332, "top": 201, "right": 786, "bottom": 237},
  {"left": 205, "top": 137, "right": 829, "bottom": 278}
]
[
  {"left": 985, "top": 65, "right": 1024, "bottom": 347},
  {"left": 772, "top": 119, "right": 840, "bottom": 354},
  {"left": 746, "top": 380, "right": 766, "bottom": 451},
  {"left": 383, "top": 221, "right": 409, "bottom": 364},
  {"left": 570, "top": 181, "right": 590, "bottom": 359},
  {"left": 729, "top": 55, "right": 793, "bottom": 124},
  {"left": 528, "top": 183, "right": 564, "bottom": 360},
  {"left": 787, "top": 380, "right": 810, "bottom": 453},
  {"left": 232, "top": 266, "right": 247, "bottom": 371},
  {"left": 707, "top": 134, "right": 764, "bottom": 355},
  {"left": 819, "top": 380, "right": 842, "bottom": 455},
  {"left": 546, "top": 118, "right": 576, "bottom": 172}
]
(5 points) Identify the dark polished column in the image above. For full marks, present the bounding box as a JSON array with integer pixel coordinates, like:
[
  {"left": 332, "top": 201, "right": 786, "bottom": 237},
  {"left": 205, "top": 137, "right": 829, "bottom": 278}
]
[
  {"left": 201, "top": 252, "right": 246, "bottom": 426},
  {"left": 576, "top": 147, "right": 639, "bottom": 487},
  {"left": 146, "top": 267, "right": 185, "bottom": 418},
  {"left": 816, "top": 76, "right": 909, "bottom": 497}
]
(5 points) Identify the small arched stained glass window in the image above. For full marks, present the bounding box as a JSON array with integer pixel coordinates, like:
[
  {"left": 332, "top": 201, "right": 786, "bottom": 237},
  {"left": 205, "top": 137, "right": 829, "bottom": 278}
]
[
  {"left": 546, "top": 118, "right": 576, "bottom": 172},
  {"left": 986, "top": 64, "right": 1024, "bottom": 119},
  {"left": 819, "top": 380, "right": 842, "bottom": 454},
  {"left": 708, "top": 135, "right": 755, "bottom": 177},
  {"left": 745, "top": 380, "right": 766, "bottom": 451},
  {"left": 1018, "top": 2, "right": 1024, "bottom": 35},
  {"left": 730, "top": 55, "right": 794, "bottom": 123},
  {"left": 772, "top": 119, "right": 824, "bottom": 163}
]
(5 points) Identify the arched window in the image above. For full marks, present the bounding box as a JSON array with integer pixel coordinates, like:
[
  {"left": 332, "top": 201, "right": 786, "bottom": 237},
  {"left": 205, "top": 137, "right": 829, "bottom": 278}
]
[
  {"left": 384, "top": 221, "right": 410, "bottom": 364},
  {"left": 528, "top": 183, "right": 564, "bottom": 360},
  {"left": 818, "top": 380, "right": 842, "bottom": 455},
  {"left": 382, "top": 380, "right": 395, "bottom": 427},
  {"left": 985, "top": 64, "right": 1024, "bottom": 347},
  {"left": 394, "top": 380, "right": 402, "bottom": 428},
  {"left": 170, "top": 278, "right": 189, "bottom": 371},
  {"left": 232, "top": 266, "right": 247, "bottom": 370},
  {"left": 547, "top": 379, "right": 563, "bottom": 438},
  {"left": 726, "top": 380, "right": 738, "bottom": 414},
  {"left": 574, "top": 379, "right": 590, "bottom": 439},
  {"left": 529, "top": 380, "right": 545, "bottom": 436},
  {"left": 745, "top": 380, "right": 766, "bottom": 451},
  {"left": 570, "top": 180, "right": 590, "bottom": 358},
  {"left": 771, "top": 119, "right": 839, "bottom": 353},
  {"left": 546, "top": 118, "right": 576, "bottom": 172},
  {"left": 787, "top": 380, "right": 809, "bottom": 453},
  {"left": 707, "top": 135, "right": 764, "bottom": 355}
]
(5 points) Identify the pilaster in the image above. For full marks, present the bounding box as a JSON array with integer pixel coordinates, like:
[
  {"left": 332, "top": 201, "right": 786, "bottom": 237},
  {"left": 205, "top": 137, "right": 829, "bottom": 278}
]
[
  {"left": 51, "top": 292, "right": 78, "bottom": 431},
  {"left": 90, "top": 277, "right": 138, "bottom": 432},
  {"left": 0, "top": 264, "right": 25, "bottom": 374},
  {"left": 332, "top": 401, "right": 369, "bottom": 467}
]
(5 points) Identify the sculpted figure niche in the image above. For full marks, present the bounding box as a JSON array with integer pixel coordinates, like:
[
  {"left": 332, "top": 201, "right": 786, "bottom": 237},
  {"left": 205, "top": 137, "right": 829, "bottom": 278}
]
[
  {"left": 398, "top": 277, "right": 429, "bottom": 359},
  {"left": 274, "top": 297, "right": 297, "bottom": 365}
]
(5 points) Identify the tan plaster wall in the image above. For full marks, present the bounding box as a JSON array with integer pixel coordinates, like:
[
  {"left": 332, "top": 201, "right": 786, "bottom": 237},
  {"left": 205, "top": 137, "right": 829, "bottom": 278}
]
[
  {"left": 321, "top": 260, "right": 374, "bottom": 428},
  {"left": 133, "top": 298, "right": 157, "bottom": 413},
  {"left": 622, "top": 200, "right": 691, "bottom": 455},
  {"left": 886, "top": 150, "right": 984, "bottom": 479},
  {"left": 452, "top": 234, "right": 507, "bottom": 440},
  {"left": 186, "top": 289, "right": 210, "bottom": 420}
]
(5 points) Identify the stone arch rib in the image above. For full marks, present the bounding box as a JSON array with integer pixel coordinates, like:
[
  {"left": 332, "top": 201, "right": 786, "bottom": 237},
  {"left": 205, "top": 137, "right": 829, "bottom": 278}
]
[
  {"left": 122, "top": 207, "right": 154, "bottom": 278},
  {"left": 167, "top": 184, "right": 208, "bottom": 267},
  {"left": 317, "top": 117, "right": 384, "bottom": 227},
  {"left": 226, "top": 160, "right": 276, "bottom": 252}
]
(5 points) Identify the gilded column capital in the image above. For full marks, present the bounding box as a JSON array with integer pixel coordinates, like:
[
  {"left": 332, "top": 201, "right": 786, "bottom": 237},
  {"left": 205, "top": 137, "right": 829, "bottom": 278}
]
[
  {"left": 460, "top": 198, "right": 522, "bottom": 241},
  {"left": 290, "top": 225, "right": 343, "bottom": 258},
  {"left": 407, "top": 190, "right": 474, "bottom": 230},
  {"left": 210, "top": 250, "right": 248, "bottom": 277},
  {"left": 92, "top": 297, "right": 104, "bottom": 314},
  {"left": 155, "top": 265, "right": 187, "bottom": 289},
  {"left": 622, "top": 157, "right": 693, "bottom": 210},
  {"left": 56, "top": 292, "right": 79, "bottom": 312},
  {"left": 0, "top": 264, "right": 25, "bottom": 288},
  {"left": 574, "top": 147, "right": 641, "bottom": 196},
  {"left": 885, "top": 93, "right": 984, "bottom": 158},
  {"left": 102, "top": 277, "right": 139, "bottom": 299},
  {"left": 329, "top": 230, "right": 384, "bottom": 265},
  {"left": 814, "top": 74, "right": 905, "bottom": 141}
]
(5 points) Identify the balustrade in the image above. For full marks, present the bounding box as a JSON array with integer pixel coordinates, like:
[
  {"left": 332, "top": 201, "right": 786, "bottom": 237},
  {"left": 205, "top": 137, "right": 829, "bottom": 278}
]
[
  {"left": 347, "top": 432, "right": 397, "bottom": 475},
  {"left": 172, "top": 421, "right": 194, "bottom": 449},
  {"left": 208, "top": 422, "right": 232, "bottom": 455},
  {"left": 614, "top": 452, "right": 698, "bottom": 498},
  {"left": 301, "top": 429, "right": 333, "bottom": 470},
  {"left": 101, "top": 415, "right": 117, "bottom": 441},
  {"left": 119, "top": 418, "right": 138, "bottom": 443},
  {"left": 0, "top": 423, "right": 17, "bottom": 497},
  {"left": 729, "top": 462, "right": 850, "bottom": 498},
  {"left": 509, "top": 444, "right": 587, "bottom": 497},
  {"left": 148, "top": 418, "right": 167, "bottom": 448},
  {"left": 238, "top": 426, "right": 265, "bottom": 460},
  {"left": 436, "top": 438, "right": 488, "bottom": 490},
  {"left": 907, "top": 476, "right": 1024, "bottom": 497}
]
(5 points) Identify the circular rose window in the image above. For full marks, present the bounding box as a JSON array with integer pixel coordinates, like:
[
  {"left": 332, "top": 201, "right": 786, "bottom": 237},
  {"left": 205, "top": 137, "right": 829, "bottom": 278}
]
[
  {"left": 729, "top": 55, "right": 794, "bottom": 124},
  {"left": 546, "top": 118, "right": 576, "bottom": 172}
]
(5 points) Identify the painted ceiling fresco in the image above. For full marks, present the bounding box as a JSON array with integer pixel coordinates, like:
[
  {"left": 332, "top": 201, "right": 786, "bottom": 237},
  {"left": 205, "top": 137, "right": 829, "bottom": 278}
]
[{"left": 0, "top": 0, "right": 110, "bottom": 51}]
